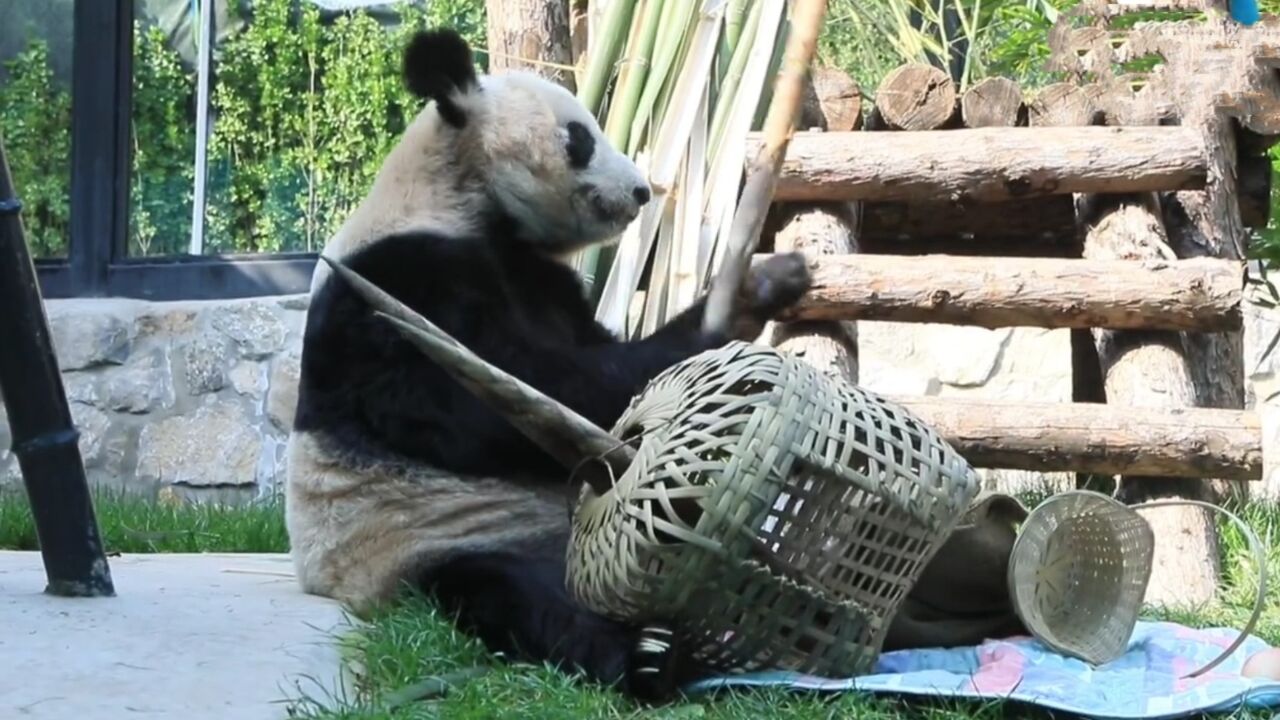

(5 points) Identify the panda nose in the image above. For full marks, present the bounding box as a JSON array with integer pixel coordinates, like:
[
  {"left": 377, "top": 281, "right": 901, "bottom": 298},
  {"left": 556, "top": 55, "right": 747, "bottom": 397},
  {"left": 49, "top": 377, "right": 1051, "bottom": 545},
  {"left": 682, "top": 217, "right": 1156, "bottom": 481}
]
[{"left": 632, "top": 185, "right": 651, "bottom": 206}]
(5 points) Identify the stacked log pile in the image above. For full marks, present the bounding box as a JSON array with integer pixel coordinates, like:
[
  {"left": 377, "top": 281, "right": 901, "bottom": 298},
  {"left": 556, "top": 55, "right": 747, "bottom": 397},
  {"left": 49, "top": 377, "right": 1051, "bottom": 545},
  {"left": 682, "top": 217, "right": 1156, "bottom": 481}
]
[{"left": 754, "top": 2, "right": 1280, "bottom": 610}]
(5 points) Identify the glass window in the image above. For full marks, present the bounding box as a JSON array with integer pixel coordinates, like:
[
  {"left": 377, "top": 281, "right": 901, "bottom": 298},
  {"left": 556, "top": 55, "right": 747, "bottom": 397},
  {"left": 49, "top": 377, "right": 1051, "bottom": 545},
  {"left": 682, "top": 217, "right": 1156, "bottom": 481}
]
[
  {"left": 130, "top": 0, "right": 200, "bottom": 257},
  {"left": 0, "top": 0, "right": 75, "bottom": 259},
  {"left": 125, "top": 0, "right": 484, "bottom": 259}
]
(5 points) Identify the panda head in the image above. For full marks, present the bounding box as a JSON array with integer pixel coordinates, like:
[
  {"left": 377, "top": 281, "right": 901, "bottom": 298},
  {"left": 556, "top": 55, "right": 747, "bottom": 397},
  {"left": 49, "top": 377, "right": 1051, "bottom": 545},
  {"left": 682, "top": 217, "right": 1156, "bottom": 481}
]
[{"left": 402, "top": 29, "right": 651, "bottom": 255}]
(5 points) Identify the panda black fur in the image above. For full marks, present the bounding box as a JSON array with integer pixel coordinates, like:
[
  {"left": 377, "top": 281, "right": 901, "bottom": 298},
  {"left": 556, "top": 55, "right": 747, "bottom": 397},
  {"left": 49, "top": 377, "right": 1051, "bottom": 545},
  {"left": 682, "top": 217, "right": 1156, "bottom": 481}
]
[{"left": 285, "top": 28, "right": 812, "bottom": 699}]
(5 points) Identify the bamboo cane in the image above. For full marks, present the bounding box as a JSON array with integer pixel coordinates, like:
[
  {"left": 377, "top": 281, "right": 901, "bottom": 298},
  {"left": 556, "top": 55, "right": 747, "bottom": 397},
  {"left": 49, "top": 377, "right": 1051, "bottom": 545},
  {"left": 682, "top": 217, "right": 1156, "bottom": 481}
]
[{"left": 702, "top": 0, "right": 828, "bottom": 335}]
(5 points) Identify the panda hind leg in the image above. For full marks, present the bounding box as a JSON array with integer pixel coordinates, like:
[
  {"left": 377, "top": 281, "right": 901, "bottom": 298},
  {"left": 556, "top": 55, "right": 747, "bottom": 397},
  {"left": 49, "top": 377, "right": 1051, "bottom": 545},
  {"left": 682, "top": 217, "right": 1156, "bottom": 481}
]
[{"left": 419, "top": 550, "right": 691, "bottom": 702}]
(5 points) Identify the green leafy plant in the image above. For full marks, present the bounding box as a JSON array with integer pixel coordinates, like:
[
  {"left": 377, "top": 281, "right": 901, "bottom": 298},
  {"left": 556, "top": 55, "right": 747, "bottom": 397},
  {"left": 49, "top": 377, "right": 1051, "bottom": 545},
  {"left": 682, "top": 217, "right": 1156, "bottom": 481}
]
[
  {"left": 0, "top": 40, "right": 71, "bottom": 258},
  {"left": 0, "top": 0, "right": 486, "bottom": 260}
]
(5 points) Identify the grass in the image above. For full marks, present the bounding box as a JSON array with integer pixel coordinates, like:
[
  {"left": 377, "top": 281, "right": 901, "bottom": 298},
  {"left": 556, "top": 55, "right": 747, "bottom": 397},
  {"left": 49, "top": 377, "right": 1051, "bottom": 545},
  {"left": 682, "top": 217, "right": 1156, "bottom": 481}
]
[
  {"left": 0, "top": 486, "right": 288, "bottom": 554},
  {"left": 2, "top": 487, "right": 1278, "bottom": 719}
]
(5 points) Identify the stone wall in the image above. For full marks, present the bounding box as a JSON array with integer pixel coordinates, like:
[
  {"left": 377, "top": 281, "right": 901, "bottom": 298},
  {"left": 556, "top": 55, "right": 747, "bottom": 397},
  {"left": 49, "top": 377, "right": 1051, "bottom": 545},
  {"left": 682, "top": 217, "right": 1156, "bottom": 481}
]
[
  {"left": 1, "top": 288, "right": 1276, "bottom": 503},
  {"left": 0, "top": 295, "right": 307, "bottom": 504}
]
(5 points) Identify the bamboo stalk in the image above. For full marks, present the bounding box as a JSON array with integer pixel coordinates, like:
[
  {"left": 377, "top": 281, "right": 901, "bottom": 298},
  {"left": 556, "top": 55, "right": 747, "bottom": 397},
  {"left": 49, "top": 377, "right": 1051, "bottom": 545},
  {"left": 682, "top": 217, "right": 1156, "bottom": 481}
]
[
  {"left": 669, "top": 86, "right": 710, "bottom": 317},
  {"left": 578, "top": 0, "right": 640, "bottom": 115},
  {"left": 703, "top": 0, "right": 828, "bottom": 335},
  {"left": 699, "top": 0, "right": 786, "bottom": 284},
  {"left": 595, "top": 0, "right": 727, "bottom": 333},
  {"left": 602, "top": 0, "right": 652, "bottom": 141},
  {"left": 707, "top": 0, "right": 767, "bottom": 159},
  {"left": 626, "top": 0, "right": 696, "bottom": 155}
]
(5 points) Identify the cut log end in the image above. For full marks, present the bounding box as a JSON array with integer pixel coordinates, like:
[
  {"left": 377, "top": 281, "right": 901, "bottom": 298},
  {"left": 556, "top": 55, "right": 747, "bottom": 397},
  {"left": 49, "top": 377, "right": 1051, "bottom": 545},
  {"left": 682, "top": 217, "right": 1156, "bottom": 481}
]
[
  {"left": 961, "top": 77, "right": 1025, "bottom": 128},
  {"left": 873, "top": 63, "right": 958, "bottom": 131},
  {"left": 810, "top": 66, "right": 863, "bottom": 131},
  {"left": 1028, "top": 82, "right": 1098, "bottom": 127}
]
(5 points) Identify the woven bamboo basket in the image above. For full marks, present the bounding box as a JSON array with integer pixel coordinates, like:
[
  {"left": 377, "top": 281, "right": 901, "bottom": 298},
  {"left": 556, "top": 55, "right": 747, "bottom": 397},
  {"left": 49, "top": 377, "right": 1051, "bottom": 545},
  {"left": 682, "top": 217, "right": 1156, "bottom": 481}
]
[
  {"left": 566, "top": 341, "right": 983, "bottom": 677},
  {"left": 1008, "top": 490, "right": 1155, "bottom": 666}
]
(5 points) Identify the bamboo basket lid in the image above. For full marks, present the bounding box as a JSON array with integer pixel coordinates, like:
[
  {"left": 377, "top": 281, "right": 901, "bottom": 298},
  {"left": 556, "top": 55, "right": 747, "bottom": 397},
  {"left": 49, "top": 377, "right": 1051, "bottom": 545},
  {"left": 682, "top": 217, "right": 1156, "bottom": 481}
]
[{"left": 566, "top": 341, "right": 983, "bottom": 677}]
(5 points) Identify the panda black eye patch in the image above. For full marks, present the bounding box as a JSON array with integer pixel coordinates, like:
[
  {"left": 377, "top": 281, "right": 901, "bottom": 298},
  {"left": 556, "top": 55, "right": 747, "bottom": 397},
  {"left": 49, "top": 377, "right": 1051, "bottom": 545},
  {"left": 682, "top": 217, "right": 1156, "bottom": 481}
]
[{"left": 565, "top": 121, "right": 596, "bottom": 169}]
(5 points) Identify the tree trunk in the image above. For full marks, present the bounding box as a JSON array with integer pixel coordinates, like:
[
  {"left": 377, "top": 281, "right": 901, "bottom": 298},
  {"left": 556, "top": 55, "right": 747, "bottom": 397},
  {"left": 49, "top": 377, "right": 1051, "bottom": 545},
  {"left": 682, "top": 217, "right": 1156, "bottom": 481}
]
[
  {"left": 1066, "top": 77, "right": 1226, "bottom": 608},
  {"left": 1028, "top": 82, "right": 1097, "bottom": 127},
  {"left": 485, "top": 0, "right": 576, "bottom": 90},
  {"left": 751, "top": 126, "right": 1208, "bottom": 203},
  {"left": 764, "top": 253, "right": 1243, "bottom": 332},
  {"left": 764, "top": 73, "right": 860, "bottom": 382}
]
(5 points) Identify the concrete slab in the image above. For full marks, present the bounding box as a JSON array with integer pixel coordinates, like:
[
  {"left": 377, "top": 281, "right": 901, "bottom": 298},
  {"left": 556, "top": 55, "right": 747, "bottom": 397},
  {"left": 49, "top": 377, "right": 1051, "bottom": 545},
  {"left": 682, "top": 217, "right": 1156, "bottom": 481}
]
[{"left": 0, "top": 551, "right": 352, "bottom": 719}]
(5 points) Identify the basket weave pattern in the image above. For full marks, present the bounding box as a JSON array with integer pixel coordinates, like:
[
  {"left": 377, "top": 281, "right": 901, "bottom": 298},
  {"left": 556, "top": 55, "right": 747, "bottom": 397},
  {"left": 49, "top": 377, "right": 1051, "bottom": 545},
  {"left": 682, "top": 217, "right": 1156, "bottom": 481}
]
[{"left": 566, "top": 342, "right": 983, "bottom": 676}]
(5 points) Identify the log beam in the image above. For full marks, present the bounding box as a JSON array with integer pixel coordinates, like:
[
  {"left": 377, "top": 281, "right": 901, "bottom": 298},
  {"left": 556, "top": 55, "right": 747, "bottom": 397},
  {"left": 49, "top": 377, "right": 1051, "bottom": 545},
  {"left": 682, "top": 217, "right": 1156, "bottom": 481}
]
[
  {"left": 760, "top": 253, "right": 1244, "bottom": 331},
  {"left": 751, "top": 126, "right": 1208, "bottom": 203},
  {"left": 891, "top": 397, "right": 1261, "bottom": 481}
]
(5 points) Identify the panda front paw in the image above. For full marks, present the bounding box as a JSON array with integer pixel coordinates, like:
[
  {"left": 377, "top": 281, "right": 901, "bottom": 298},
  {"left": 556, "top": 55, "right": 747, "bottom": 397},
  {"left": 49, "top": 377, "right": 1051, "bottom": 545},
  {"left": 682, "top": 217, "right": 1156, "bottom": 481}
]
[{"left": 727, "top": 251, "right": 812, "bottom": 341}]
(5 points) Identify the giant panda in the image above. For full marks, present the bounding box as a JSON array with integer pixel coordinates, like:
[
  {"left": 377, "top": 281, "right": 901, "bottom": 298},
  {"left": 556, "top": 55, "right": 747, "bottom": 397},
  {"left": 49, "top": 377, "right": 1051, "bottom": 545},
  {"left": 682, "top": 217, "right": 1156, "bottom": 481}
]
[{"left": 284, "top": 27, "right": 812, "bottom": 699}]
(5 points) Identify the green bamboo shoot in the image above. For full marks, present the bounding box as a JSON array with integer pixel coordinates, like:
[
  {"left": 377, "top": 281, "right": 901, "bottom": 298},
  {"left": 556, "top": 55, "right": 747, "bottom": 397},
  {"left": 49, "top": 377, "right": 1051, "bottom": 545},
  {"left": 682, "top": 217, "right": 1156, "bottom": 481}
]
[
  {"left": 707, "top": 0, "right": 765, "bottom": 159},
  {"left": 578, "top": 0, "right": 639, "bottom": 115}
]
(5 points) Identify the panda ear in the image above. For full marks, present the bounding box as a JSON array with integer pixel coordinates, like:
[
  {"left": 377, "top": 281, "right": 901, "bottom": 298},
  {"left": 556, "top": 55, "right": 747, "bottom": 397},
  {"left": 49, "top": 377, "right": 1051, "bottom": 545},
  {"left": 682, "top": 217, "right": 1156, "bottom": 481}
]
[{"left": 403, "top": 29, "right": 479, "bottom": 129}]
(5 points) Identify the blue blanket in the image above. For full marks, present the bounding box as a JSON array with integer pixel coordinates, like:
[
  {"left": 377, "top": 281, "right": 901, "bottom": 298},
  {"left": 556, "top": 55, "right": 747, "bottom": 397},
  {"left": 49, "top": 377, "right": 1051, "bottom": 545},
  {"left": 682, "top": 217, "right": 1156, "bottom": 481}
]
[{"left": 686, "top": 621, "right": 1280, "bottom": 719}]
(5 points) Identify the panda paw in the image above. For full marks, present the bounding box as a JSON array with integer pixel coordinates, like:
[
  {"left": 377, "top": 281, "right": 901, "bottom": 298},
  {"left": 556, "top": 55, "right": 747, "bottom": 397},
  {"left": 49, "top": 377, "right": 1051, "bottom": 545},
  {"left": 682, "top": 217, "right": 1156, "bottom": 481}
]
[
  {"left": 624, "top": 624, "right": 685, "bottom": 704},
  {"left": 728, "top": 251, "right": 812, "bottom": 341}
]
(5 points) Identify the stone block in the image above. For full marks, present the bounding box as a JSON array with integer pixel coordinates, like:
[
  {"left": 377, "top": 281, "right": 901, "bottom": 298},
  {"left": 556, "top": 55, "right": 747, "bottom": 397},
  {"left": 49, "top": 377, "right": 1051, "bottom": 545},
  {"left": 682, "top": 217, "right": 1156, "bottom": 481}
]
[
  {"left": 230, "top": 361, "right": 267, "bottom": 400},
  {"left": 137, "top": 400, "right": 264, "bottom": 487},
  {"left": 267, "top": 353, "right": 301, "bottom": 432},
  {"left": 182, "top": 336, "right": 232, "bottom": 396},
  {"left": 104, "top": 348, "right": 175, "bottom": 414},
  {"left": 212, "top": 303, "right": 287, "bottom": 360},
  {"left": 48, "top": 311, "right": 133, "bottom": 371}
]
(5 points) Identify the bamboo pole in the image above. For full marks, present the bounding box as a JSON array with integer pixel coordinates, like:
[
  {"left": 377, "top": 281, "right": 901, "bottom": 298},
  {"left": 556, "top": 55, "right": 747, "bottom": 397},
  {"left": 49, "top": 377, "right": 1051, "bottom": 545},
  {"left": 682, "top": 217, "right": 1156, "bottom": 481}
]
[{"left": 702, "top": 0, "right": 828, "bottom": 335}]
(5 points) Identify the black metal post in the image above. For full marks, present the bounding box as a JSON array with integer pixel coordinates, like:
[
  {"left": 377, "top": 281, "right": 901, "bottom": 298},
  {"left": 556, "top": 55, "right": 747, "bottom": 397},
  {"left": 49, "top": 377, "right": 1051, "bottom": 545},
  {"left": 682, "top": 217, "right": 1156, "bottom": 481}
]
[{"left": 0, "top": 137, "right": 115, "bottom": 598}]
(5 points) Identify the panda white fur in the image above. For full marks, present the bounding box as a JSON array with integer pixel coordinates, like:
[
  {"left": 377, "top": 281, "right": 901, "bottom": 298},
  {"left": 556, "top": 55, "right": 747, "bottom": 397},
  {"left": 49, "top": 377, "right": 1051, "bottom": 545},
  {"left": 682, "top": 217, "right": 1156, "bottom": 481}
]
[{"left": 285, "top": 28, "right": 811, "bottom": 699}]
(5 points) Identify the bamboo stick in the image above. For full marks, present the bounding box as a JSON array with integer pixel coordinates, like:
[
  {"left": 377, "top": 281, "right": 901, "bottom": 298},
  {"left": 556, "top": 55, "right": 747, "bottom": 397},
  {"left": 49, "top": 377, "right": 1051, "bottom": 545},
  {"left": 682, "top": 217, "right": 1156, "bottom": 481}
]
[{"left": 703, "top": 0, "right": 828, "bottom": 335}]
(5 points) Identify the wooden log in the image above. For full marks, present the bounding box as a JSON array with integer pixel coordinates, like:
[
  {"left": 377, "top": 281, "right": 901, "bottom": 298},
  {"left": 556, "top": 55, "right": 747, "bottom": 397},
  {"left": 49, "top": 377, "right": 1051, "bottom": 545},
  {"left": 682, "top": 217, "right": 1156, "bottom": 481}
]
[
  {"left": 760, "top": 253, "right": 1244, "bottom": 331},
  {"left": 766, "top": 205, "right": 859, "bottom": 381},
  {"left": 751, "top": 126, "right": 1209, "bottom": 203},
  {"left": 811, "top": 66, "right": 863, "bottom": 131},
  {"left": 871, "top": 63, "right": 958, "bottom": 131},
  {"left": 961, "top": 77, "right": 1025, "bottom": 128},
  {"left": 890, "top": 397, "right": 1262, "bottom": 481},
  {"left": 1239, "top": 153, "right": 1272, "bottom": 229},
  {"left": 1080, "top": 193, "right": 1224, "bottom": 607},
  {"left": 1067, "top": 72, "right": 1226, "bottom": 606},
  {"left": 1027, "top": 82, "right": 1097, "bottom": 127},
  {"left": 859, "top": 196, "right": 1076, "bottom": 244}
]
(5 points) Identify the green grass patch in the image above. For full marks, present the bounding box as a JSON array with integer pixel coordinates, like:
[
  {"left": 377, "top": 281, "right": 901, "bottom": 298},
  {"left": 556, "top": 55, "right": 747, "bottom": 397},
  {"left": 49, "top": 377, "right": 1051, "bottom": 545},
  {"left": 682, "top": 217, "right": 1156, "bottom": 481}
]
[
  {"left": 3, "top": 489, "right": 1278, "bottom": 718},
  {"left": 284, "top": 495, "right": 1280, "bottom": 719},
  {"left": 0, "top": 487, "right": 288, "bottom": 554}
]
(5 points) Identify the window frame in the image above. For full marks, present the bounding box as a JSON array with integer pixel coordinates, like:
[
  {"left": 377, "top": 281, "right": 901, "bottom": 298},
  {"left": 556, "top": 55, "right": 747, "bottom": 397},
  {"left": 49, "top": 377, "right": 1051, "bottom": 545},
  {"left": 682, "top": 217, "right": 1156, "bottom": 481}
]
[{"left": 31, "top": 0, "right": 318, "bottom": 302}]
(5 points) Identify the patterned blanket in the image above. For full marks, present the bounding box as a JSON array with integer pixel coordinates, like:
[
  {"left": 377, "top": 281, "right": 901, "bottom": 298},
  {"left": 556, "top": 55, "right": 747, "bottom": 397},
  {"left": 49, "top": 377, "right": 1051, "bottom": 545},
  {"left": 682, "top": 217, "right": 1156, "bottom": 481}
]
[{"left": 686, "top": 621, "right": 1280, "bottom": 719}]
